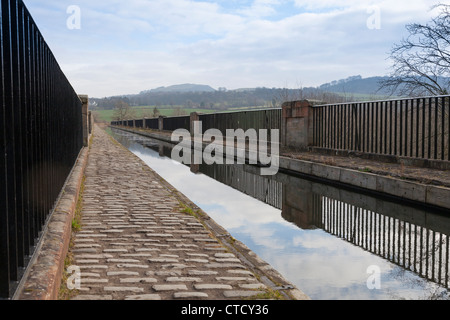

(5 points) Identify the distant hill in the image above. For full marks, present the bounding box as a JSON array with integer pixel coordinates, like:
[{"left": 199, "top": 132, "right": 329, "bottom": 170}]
[
  {"left": 319, "top": 76, "right": 391, "bottom": 96},
  {"left": 319, "top": 75, "right": 450, "bottom": 97},
  {"left": 141, "top": 84, "right": 216, "bottom": 94}
]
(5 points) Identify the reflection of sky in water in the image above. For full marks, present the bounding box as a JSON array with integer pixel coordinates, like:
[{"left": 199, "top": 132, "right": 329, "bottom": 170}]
[{"left": 112, "top": 130, "right": 449, "bottom": 300}]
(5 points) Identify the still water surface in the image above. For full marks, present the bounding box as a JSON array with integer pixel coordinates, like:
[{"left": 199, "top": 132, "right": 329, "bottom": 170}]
[{"left": 110, "top": 128, "right": 450, "bottom": 300}]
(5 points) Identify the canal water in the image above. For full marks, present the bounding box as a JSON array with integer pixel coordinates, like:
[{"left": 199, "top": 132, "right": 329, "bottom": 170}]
[{"left": 109, "top": 128, "right": 450, "bottom": 300}]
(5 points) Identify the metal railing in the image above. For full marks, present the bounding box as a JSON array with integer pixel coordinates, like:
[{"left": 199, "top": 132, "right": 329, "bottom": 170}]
[
  {"left": 112, "top": 108, "right": 282, "bottom": 136},
  {"left": 312, "top": 96, "right": 450, "bottom": 161},
  {"left": 162, "top": 115, "right": 190, "bottom": 132},
  {"left": 111, "top": 95, "right": 449, "bottom": 163},
  {"left": 198, "top": 109, "right": 282, "bottom": 134},
  {"left": 1, "top": 0, "right": 83, "bottom": 299}
]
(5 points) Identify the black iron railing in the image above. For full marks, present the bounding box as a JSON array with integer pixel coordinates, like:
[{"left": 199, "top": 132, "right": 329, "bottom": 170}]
[
  {"left": 112, "top": 108, "right": 282, "bottom": 136},
  {"left": 198, "top": 109, "right": 282, "bottom": 134},
  {"left": 312, "top": 96, "right": 450, "bottom": 161},
  {"left": 111, "top": 96, "right": 449, "bottom": 163},
  {"left": 1, "top": 0, "right": 83, "bottom": 299}
]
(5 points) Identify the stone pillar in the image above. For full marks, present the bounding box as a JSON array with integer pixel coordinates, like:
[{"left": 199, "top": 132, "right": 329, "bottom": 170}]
[
  {"left": 281, "top": 100, "right": 314, "bottom": 151},
  {"left": 88, "top": 111, "right": 93, "bottom": 134},
  {"left": 190, "top": 112, "right": 200, "bottom": 137},
  {"left": 79, "top": 95, "right": 89, "bottom": 147},
  {"left": 158, "top": 116, "right": 166, "bottom": 131},
  {"left": 143, "top": 117, "right": 147, "bottom": 129}
]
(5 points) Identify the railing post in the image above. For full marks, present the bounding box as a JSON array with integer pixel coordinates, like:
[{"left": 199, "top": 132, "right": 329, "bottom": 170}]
[
  {"left": 190, "top": 112, "right": 199, "bottom": 137},
  {"left": 158, "top": 116, "right": 166, "bottom": 131},
  {"left": 79, "top": 95, "right": 89, "bottom": 147},
  {"left": 88, "top": 111, "right": 92, "bottom": 134},
  {"left": 281, "top": 100, "right": 314, "bottom": 150}
]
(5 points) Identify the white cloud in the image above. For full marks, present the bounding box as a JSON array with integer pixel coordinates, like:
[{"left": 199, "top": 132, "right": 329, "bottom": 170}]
[{"left": 24, "top": 0, "right": 442, "bottom": 97}]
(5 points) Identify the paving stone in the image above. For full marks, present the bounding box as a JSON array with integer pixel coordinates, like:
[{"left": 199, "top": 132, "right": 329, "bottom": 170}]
[
  {"left": 216, "top": 277, "right": 256, "bottom": 282},
  {"left": 188, "top": 270, "right": 218, "bottom": 276},
  {"left": 153, "top": 284, "right": 188, "bottom": 292},
  {"left": 81, "top": 279, "right": 109, "bottom": 284},
  {"left": 174, "top": 292, "right": 209, "bottom": 299},
  {"left": 120, "top": 278, "right": 158, "bottom": 283},
  {"left": 223, "top": 291, "right": 265, "bottom": 298},
  {"left": 165, "top": 277, "right": 202, "bottom": 283},
  {"left": 107, "top": 271, "right": 140, "bottom": 276},
  {"left": 104, "top": 287, "right": 145, "bottom": 293},
  {"left": 72, "top": 295, "right": 113, "bottom": 301},
  {"left": 194, "top": 284, "right": 233, "bottom": 290},
  {"left": 125, "top": 294, "right": 162, "bottom": 301}
]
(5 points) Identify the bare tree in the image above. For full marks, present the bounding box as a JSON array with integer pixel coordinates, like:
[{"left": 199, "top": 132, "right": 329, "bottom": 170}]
[
  {"left": 171, "top": 106, "right": 188, "bottom": 116},
  {"left": 379, "top": 4, "right": 450, "bottom": 97},
  {"left": 112, "top": 100, "right": 135, "bottom": 121}
]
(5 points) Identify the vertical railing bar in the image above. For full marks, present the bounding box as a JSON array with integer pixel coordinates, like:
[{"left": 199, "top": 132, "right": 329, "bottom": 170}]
[
  {"left": 0, "top": 0, "right": 12, "bottom": 299},
  {"left": 410, "top": 99, "right": 414, "bottom": 158},
  {"left": 399, "top": 99, "right": 403, "bottom": 156},
  {"left": 441, "top": 97, "right": 445, "bottom": 160},
  {"left": 19, "top": 1, "right": 31, "bottom": 256},
  {"left": 375, "top": 102, "right": 379, "bottom": 154},
  {"left": 404, "top": 99, "right": 408, "bottom": 157},
  {"left": 428, "top": 97, "right": 432, "bottom": 159},
  {"left": 389, "top": 100, "right": 393, "bottom": 155},
  {"left": 3, "top": 0, "right": 20, "bottom": 285},
  {"left": 11, "top": 0, "right": 26, "bottom": 269},
  {"left": 434, "top": 97, "right": 438, "bottom": 160},
  {"left": 422, "top": 98, "right": 426, "bottom": 159},
  {"left": 394, "top": 100, "right": 398, "bottom": 157},
  {"left": 363, "top": 103, "right": 367, "bottom": 153},
  {"left": 408, "top": 222, "right": 412, "bottom": 270},
  {"left": 384, "top": 102, "right": 387, "bottom": 155},
  {"left": 448, "top": 97, "right": 450, "bottom": 161},
  {"left": 416, "top": 98, "right": 420, "bottom": 158},
  {"left": 445, "top": 234, "right": 449, "bottom": 288}
]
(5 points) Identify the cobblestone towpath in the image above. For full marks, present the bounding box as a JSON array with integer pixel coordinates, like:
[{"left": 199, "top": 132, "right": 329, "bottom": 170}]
[{"left": 66, "top": 126, "right": 307, "bottom": 301}]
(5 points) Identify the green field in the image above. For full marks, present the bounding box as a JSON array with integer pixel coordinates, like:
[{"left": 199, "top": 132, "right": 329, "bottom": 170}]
[
  {"left": 93, "top": 106, "right": 217, "bottom": 123},
  {"left": 93, "top": 105, "right": 270, "bottom": 123}
]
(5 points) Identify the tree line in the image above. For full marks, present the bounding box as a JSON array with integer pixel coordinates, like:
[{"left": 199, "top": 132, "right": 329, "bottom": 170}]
[{"left": 90, "top": 87, "right": 349, "bottom": 111}]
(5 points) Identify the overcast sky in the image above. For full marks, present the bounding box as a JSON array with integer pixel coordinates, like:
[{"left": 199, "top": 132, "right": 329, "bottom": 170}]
[{"left": 24, "top": 0, "right": 442, "bottom": 98}]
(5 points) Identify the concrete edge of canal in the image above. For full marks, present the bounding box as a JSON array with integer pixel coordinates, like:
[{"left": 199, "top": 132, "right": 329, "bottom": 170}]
[{"left": 112, "top": 126, "right": 450, "bottom": 213}]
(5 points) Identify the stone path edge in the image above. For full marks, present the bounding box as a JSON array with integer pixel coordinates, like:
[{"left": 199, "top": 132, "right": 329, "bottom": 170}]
[
  {"left": 15, "top": 145, "right": 90, "bottom": 300},
  {"left": 106, "top": 127, "right": 310, "bottom": 300}
]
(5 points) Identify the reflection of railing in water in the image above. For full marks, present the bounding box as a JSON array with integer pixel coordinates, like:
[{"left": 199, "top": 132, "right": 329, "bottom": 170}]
[
  {"left": 319, "top": 197, "right": 450, "bottom": 289},
  {"left": 197, "top": 163, "right": 283, "bottom": 210}
]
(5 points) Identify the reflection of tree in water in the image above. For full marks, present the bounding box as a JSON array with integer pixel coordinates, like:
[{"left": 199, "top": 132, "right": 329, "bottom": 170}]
[
  {"left": 381, "top": 220, "right": 450, "bottom": 300},
  {"left": 387, "top": 265, "right": 450, "bottom": 300},
  {"left": 321, "top": 198, "right": 450, "bottom": 299}
]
